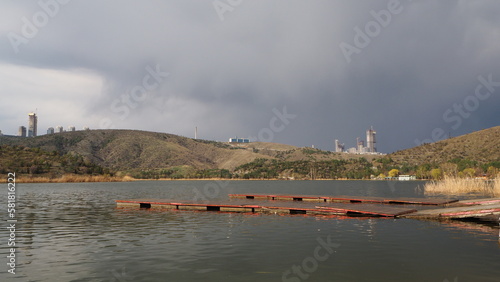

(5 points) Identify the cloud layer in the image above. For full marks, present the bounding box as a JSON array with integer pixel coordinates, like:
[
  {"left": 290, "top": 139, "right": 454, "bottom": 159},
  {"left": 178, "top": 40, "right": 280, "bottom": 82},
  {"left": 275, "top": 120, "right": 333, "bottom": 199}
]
[{"left": 1, "top": 0, "right": 499, "bottom": 153}]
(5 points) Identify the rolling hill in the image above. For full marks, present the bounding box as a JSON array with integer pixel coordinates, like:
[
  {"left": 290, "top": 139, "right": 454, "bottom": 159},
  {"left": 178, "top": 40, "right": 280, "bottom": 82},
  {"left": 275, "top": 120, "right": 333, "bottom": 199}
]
[
  {"left": 388, "top": 126, "right": 500, "bottom": 165},
  {"left": 0, "top": 130, "right": 273, "bottom": 172}
]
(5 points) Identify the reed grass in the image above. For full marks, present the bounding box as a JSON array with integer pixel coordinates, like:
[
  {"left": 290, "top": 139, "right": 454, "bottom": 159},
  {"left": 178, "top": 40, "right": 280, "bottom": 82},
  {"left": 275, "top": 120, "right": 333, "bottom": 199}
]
[
  {"left": 425, "top": 176, "right": 500, "bottom": 197},
  {"left": 0, "top": 174, "right": 134, "bottom": 183}
]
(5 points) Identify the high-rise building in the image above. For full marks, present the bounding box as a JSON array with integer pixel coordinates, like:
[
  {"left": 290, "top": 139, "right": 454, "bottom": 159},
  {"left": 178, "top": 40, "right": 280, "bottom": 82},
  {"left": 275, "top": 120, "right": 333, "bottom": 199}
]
[
  {"left": 334, "top": 139, "right": 344, "bottom": 153},
  {"left": 366, "top": 127, "right": 376, "bottom": 153},
  {"left": 47, "top": 127, "right": 55, "bottom": 134},
  {"left": 357, "top": 138, "right": 365, "bottom": 153},
  {"left": 18, "top": 126, "right": 26, "bottom": 137},
  {"left": 28, "top": 112, "right": 37, "bottom": 137}
]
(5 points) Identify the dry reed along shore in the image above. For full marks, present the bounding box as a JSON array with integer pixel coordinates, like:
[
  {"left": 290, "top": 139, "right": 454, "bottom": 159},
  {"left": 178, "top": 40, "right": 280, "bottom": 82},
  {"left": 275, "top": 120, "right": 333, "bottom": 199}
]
[
  {"left": 1, "top": 174, "right": 134, "bottom": 183},
  {"left": 425, "top": 176, "right": 500, "bottom": 197}
]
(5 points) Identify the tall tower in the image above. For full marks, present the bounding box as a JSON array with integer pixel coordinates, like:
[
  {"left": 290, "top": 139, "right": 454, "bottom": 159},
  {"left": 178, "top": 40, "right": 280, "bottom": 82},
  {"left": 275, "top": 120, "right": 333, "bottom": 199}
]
[
  {"left": 28, "top": 112, "right": 37, "bottom": 137},
  {"left": 334, "top": 139, "right": 344, "bottom": 153},
  {"left": 18, "top": 126, "right": 27, "bottom": 137},
  {"left": 357, "top": 138, "right": 365, "bottom": 153},
  {"left": 366, "top": 127, "right": 376, "bottom": 153}
]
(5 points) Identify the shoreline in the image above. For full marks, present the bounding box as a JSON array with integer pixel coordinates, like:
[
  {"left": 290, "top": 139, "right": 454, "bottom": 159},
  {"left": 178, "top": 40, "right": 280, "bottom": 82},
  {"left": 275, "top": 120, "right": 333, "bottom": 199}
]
[
  {"left": 0, "top": 176, "right": 429, "bottom": 184},
  {"left": 0, "top": 175, "right": 134, "bottom": 183}
]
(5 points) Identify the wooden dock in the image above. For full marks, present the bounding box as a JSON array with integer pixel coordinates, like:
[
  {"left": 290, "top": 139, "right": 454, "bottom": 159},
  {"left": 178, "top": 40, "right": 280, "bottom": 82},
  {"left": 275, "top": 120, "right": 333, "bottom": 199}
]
[
  {"left": 115, "top": 199, "right": 417, "bottom": 217},
  {"left": 228, "top": 193, "right": 458, "bottom": 205},
  {"left": 116, "top": 196, "right": 500, "bottom": 222}
]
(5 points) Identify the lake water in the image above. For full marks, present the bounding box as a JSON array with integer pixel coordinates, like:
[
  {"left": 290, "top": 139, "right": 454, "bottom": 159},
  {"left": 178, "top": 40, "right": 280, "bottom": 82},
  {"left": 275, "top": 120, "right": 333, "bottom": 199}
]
[{"left": 1, "top": 180, "right": 499, "bottom": 282}]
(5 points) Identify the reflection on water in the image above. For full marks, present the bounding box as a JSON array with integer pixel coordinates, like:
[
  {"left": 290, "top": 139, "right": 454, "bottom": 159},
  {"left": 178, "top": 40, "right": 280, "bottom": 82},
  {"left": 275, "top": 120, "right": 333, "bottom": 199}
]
[{"left": 0, "top": 181, "right": 499, "bottom": 281}]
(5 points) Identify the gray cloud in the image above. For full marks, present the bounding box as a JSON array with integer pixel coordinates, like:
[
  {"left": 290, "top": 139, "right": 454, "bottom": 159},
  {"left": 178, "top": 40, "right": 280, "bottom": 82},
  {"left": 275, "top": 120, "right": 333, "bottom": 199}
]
[{"left": 1, "top": 0, "right": 499, "bottom": 153}]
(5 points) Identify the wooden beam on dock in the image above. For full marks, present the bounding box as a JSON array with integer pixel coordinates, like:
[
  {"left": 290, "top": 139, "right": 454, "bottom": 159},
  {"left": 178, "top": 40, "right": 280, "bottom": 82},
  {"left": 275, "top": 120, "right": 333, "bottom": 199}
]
[
  {"left": 228, "top": 194, "right": 458, "bottom": 205},
  {"left": 315, "top": 203, "right": 417, "bottom": 217}
]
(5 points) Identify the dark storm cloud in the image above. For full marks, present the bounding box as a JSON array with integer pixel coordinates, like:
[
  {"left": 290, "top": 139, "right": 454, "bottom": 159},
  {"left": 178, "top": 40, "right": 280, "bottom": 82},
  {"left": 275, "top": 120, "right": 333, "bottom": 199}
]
[{"left": 1, "top": 0, "right": 499, "bottom": 152}]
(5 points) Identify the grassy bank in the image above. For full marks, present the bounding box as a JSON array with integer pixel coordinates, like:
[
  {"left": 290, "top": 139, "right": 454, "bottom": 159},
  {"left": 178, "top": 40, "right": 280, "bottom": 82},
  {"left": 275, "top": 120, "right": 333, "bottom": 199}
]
[
  {"left": 1, "top": 174, "right": 134, "bottom": 183},
  {"left": 425, "top": 176, "right": 500, "bottom": 197}
]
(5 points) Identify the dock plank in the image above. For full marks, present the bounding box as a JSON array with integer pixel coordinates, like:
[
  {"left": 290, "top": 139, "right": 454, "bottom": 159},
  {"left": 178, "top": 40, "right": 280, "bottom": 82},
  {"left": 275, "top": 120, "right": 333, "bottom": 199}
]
[
  {"left": 450, "top": 198, "right": 500, "bottom": 206},
  {"left": 403, "top": 203, "right": 500, "bottom": 219},
  {"left": 229, "top": 194, "right": 458, "bottom": 205},
  {"left": 315, "top": 203, "right": 417, "bottom": 217}
]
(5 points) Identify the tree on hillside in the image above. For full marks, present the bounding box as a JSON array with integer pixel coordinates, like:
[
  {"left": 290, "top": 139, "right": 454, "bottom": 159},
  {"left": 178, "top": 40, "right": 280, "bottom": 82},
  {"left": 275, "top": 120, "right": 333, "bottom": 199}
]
[
  {"left": 416, "top": 165, "right": 430, "bottom": 179},
  {"left": 462, "top": 168, "right": 476, "bottom": 178},
  {"left": 440, "top": 163, "right": 458, "bottom": 177},
  {"left": 431, "top": 168, "right": 443, "bottom": 180},
  {"left": 388, "top": 169, "right": 399, "bottom": 178},
  {"left": 486, "top": 166, "right": 499, "bottom": 178}
]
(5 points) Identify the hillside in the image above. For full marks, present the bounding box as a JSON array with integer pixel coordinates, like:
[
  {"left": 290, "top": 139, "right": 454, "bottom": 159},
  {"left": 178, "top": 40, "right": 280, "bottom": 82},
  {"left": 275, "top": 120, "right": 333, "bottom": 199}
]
[
  {"left": 0, "top": 145, "right": 110, "bottom": 176},
  {"left": 0, "top": 130, "right": 375, "bottom": 172},
  {"left": 389, "top": 126, "right": 500, "bottom": 165},
  {"left": 1, "top": 126, "right": 498, "bottom": 180},
  {"left": 0, "top": 130, "right": 275, "bottom": 172}
]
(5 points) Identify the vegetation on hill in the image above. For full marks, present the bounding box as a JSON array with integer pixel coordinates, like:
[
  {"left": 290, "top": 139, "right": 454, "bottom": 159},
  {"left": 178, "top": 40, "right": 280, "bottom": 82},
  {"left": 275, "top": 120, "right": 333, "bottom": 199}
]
[
  {"left": 379, "top": 126, "right": 500, "bottom": 180},
  {"left": 389, "top": 126, "right": 499, "bottom": 164},
  {"left": 233, "top": 158, "right": 373, "bottom": 180},
  {"left": 0, "top": 145, "right": 111, "bottom": 178}
]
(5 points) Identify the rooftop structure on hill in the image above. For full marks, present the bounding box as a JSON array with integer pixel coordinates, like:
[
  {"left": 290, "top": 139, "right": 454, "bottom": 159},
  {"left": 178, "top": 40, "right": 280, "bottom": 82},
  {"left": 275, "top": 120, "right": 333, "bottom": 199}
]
[{"left": 229, "top": 137, "right": 250, "bottom": 143}]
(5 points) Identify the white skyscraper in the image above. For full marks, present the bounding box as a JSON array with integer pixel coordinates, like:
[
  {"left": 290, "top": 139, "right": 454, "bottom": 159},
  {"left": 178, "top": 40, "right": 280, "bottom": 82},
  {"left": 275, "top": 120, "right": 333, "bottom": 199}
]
[
  {"left": 366, "top": 127, "right": 376, "bottom": 153},
  {"left": 28, "top": 112, "right": 37, "bottom": 137}
]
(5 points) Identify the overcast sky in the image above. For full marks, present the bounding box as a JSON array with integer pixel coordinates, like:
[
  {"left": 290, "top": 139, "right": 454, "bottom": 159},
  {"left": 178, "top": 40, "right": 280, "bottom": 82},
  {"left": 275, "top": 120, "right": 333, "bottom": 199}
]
[{"left": 0, "top": 0, "right": 499, "bottom": 153}]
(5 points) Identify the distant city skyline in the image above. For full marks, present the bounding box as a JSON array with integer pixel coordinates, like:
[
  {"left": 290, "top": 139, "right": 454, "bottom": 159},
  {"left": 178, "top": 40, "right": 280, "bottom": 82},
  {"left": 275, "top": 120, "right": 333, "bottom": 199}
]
[
  {"left": 5, "top": 111, "right": 386, "bottom": 153},
  {"left": 1, "top": 112, "right": 88, "bottom": 137},
  {"left": 335, "top": 127, "right": 384, "bottom": 155}
]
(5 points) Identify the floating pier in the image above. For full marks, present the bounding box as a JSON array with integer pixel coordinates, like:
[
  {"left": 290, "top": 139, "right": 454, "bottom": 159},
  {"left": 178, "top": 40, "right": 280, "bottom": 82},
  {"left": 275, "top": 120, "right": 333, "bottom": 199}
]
[
  {"left": 116, "top": 199, "right": 417, "bottom": 217},
  {"left": 228, "top": 193, "right": 458, "bottom": 205},
  {"left": 116, "top": 196, "right": 500, "bottom": 222}
]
